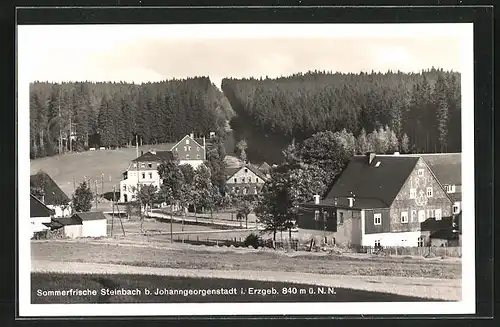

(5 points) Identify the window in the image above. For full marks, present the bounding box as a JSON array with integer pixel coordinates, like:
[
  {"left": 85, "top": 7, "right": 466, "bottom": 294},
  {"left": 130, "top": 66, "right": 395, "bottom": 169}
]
[
  {"left": 418, "top": 169, "right": 424, "bottom": 177},
  {"left": 141, "top": 173, "right": 145, "bottom": 179},
  {"left": 148, "top": 163, "right": 152, "bottom": 168},
  {"left": 244, "top": 168, "right": 248, "bottom": 173},
  {"left": 254, "top": 188, "right": 258, "bottom": 195},
  {"left": 314, "top": 210, "right": 320, "bottom": 221},
  {"left": 374, "top": 240, "right": 381, "bottom": 247},
  {"left": 453, "top": 204, "right": 460, "bottom": 214},
  {"left": 248, "top": 177, "right": 252, "bottom": 183},
  {"left": 133, "top": 163, "right": 137, "bottom": 168},
  {"left": 175, "top": 147, "right": 178, "bottom": 152},
  {"left": 323, "top": 211, "right": 329, "bottom": 222},
  {"left": 123, "top": 185, "right": 126, "bottom": 191},
  {"left": 148, "top": 173, "right": 152, "bottom": 179},
  {"left": 141, "top": 163, "right": 145, "bottom": 168},
  {"left": 418, "top": 210, "right": 426, "bottom": 222},
  {"left": 339, "top": 212, "right": 344, "bottom": 224},
  {"left": 188, "top": 146, "right": 191, "bottom": 151},
  {"left": 184, "top": 146, "right": 187, "bottom": 151},
  {"left": 196, "top": 154, "right": 200, "bottom": 159},
  {"left": 401, "top": 211, "right": 409, "bottom": 223},
  {"left": 375, "top": 161, "right": 381, "bottom": 167},
  {"left": 234, "top": 178, "right": 237, "bottom": 183},
  {"left": 435, "top": 209, "right": 442, "bottom": 220},
  {"left": 446, "top": 185, "right": 456, "bottom": 193},
  {"left": 241, "top": 177, "right": 245, "bottom": 183},
  {"left": 186, "top": 139, "right": 190, "bottom": 145},
  {"left": 427, "top": 209, "right": 434, "bottom": 218},
  {"left": 410, "top": 188, "right": 416, "bottom": 199},
  {"left": 426, "top": 187, "right": 433, "bottom": 197},
  {"left": 374, "top": 213, "right": 382, "bottom": 225},
  {"left": 186, "top": 154, "right": 190, "bottom": 159},
  {"left": 411, "top": 210, "right": 417, "bottom": 222},
  {"left": 197, "top": 146, "right": 200, "bottom": 151},
  {"left": 417, "top": 236, "right": 425, "bottom": 247},
  {"left": 243, "top": 187, "right": 247, "bottom": 195}
]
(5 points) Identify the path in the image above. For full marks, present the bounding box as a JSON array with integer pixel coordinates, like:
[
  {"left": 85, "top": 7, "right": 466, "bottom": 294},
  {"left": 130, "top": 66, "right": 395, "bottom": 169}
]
[{"left": 31, "top": 260, "right": 461, "bottom": 301}]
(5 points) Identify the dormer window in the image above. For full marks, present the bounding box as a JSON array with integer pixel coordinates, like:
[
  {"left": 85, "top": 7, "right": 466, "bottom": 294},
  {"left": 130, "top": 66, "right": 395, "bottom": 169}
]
[
  {"left": 446, "top": 185, "right": 456, "bottom": 193},
  {"left": 375, "top": 161, "right": 381, "bottom": 167},
  {"left": 418, "top": 169, "right": 424, "bottom": 177}
]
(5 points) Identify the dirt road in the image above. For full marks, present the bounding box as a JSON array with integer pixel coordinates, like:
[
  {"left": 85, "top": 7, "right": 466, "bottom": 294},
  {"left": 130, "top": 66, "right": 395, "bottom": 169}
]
[{"left": 31, "top": 259, "right": 461, "bottom": 301}]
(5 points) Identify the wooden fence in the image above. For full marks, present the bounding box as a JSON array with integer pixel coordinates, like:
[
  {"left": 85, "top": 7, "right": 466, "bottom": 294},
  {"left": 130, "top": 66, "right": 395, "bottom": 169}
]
[{"left": 355, "top": 245, "right": 462, "bottom": 257}]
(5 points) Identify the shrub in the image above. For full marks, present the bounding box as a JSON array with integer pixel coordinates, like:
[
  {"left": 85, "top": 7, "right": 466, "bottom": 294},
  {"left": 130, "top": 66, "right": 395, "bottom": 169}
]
[{"left": 244, "top": 233, "right": 263, "bottom": 249}]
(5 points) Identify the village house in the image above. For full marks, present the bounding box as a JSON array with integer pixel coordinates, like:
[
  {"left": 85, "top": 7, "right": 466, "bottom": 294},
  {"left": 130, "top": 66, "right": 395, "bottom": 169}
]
[
  {"left": 30, "top": 171, "right": 72, "bottom": 218},
  {"left": 48, "top": 211, "right": 107, "bottom": 238},
  {"left": 30, "top": 194, "right": 54, "bottom": 238},
  {"left": 120, "top": 133, "right": 212, "bottom": 203},
  {"left": 225, "top": 164, "right": 269, "bottom": 195},
  {"left": 299, "top": 153, "right": 458, "bottom": 248}
]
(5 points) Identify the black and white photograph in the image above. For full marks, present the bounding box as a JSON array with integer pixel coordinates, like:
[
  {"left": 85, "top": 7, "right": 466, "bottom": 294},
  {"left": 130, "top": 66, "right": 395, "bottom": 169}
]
[{"left": 17, "top": 21, "right": 475, "bottom": 316}]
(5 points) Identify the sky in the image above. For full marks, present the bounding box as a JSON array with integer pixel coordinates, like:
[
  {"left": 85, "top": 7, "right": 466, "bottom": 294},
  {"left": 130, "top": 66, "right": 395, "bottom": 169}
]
[{"left": 18, "top": 24, "right": 469, "bottom": 88}]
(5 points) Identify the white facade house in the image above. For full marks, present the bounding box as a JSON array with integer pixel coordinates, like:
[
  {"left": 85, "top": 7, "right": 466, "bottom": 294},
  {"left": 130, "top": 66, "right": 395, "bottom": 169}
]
[
  {"left": 30, "top": 171, "right": 72, "bottom": 218},
  {"left": 120, "top": 134, "right": 211, "bottom": 203},
  {"left": 46, "top": 204, "right": 72, "bottom": 218}
]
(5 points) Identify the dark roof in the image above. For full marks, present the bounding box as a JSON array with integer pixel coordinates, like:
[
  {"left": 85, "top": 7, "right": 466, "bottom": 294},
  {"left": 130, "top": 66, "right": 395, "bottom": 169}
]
[
  {"left": 54, "top": 216, "right": 82, "bottom": 226},
  {"left": 323, "top": 155, "right": 420, "bottom": 209},
  {"left": 30, "top": 194, "right": 55, "bottom": 218},
  {"left": 403, "top": 153, "right": 461, "bottom": 186},
  {"left": 132, "top": 150, "right": 174, "bottom": 163},
  {"left": 194, "top": 138, "right": 205, "bottom": 147},
  {"left": 72, "top": 211, "right": 107, "bottom": 221},
  {"left": 225, "top": 167, "right": 240, "bottom": 178},
  {"left": 30, "top": 172, "right": 70, "bottom": 205}
]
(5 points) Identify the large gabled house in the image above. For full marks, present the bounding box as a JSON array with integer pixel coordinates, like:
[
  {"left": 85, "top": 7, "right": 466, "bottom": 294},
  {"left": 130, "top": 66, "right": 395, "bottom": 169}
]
[
  {"left": 30, "top": 172, "right": 72, "bottom": 218},
  {"left": 299, "top": 153, "right": 457, "bottom": 247},
  {"left": 120, "top": 150, "right": 174, "bottom": 203},
  {"left": 119, "top": 133, "right": 212, "bottom": 203}
]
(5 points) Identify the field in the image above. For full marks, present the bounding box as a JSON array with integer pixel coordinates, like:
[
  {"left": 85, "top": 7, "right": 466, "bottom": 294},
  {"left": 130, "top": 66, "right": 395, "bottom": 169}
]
[
  {"left": 31, "top": 272, "right": 435, "bottom": 304},
  {"left": 32, "top": 238, "right": 461, "bottom": 280},
  {"left": 30, "top": 145, "right": 243, "bottom": 198}
]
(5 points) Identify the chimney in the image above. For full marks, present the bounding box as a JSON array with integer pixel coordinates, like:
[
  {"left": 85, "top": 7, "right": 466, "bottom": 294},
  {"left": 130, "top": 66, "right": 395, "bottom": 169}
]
[
  {"left": 348, "top": 197, "right": 354, "bottom": 208},
  {"left": 368, "top": 153, "right": 376, "bottom": 164},
  {"left": 190, "top": 132, "right": 194, "bottom": 139},
  {"left": 314, "top": 194, "right": 320, "bottom": 205},
  {"left": 393, "top": 151, "right": 400, "bottom": 156}
]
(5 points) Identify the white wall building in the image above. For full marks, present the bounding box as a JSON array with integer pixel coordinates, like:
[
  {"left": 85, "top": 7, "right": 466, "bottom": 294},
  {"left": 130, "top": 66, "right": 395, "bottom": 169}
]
[{"left": 30, "top": 194, "right": 54, "bottom": 238}]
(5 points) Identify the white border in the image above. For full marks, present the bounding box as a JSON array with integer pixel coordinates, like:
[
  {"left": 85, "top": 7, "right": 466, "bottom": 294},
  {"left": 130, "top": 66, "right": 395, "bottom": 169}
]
[{"left": 18, "top": 23, "right": 475, "bottom": 317}]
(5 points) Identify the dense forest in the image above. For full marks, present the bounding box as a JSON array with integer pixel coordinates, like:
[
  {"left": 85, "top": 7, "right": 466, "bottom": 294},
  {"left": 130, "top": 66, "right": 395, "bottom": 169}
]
[
  {"left": 222, "top": 68, "right": 461, "bottom": 162},
  {"left": 29, "top": 69, "right": 462, "bottom": 163},
  {"left": 29, "top": 77, "right": 234, "bottom": 159}
]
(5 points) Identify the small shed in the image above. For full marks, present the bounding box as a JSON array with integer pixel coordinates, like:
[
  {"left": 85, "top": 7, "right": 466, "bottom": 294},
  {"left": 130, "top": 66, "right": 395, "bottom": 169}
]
[
  {"left": 50, "top": 211, "right": 107, "bottom": 238},
  {"left": 75, "top": 212, "right": 108, "bottom": 237}
]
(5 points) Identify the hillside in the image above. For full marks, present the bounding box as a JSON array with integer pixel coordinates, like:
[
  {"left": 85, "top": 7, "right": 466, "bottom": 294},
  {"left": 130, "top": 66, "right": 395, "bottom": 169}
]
[{"left": 222, "top": 69, "right": 461, "bottom": 163}]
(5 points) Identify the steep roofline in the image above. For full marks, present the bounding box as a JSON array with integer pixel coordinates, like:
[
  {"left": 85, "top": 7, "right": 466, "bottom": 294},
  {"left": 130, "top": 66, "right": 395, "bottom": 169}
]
[
  {"left": 30, "top": 194, "right": 55, "bottom": 216},
  {"left": 386, "top": 158, "right": 419, "bottom": 207},
  {"left": 419, "top": 156, "right": 455, "bottom": 203},
  {"left": 169, "top": 135, "right": 204, "bottom": 152}
]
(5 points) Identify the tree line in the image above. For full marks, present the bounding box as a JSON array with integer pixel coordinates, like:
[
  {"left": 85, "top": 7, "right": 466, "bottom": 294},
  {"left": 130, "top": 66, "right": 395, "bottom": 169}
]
[
  {"left": 29, "top": 78, "right": 234, "bottom": 159},
  {"left": 221, "top": 68, "right": 461, "bottom": 155}
]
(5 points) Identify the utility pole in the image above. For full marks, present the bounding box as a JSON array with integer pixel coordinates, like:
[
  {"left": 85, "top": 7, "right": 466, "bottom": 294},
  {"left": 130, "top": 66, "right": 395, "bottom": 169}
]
[
  {"left": 73, "top": 176, "right": 76, "bottom": 193},
  {"left": 111, "top": 185, "right": 115, "bottom": 236},
  {"left": 94, "top": 180, "right": 98, "bottom": 210},
  {"left": 135, "top": 134, "right": 139, "bottom": 159},
  {"left": 101, "top": 173, "right": 104, "bottom": 199}
]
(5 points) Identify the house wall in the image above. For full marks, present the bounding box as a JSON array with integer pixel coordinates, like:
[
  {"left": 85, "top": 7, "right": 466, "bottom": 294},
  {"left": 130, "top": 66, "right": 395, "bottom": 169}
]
[
  {"left": 226, "top": 167, "right": 266, "bottom": 185},
  {"left": 82, "top": 219, "right": 107, "bottom": 237},
  {"left": 390, "top": 158, "right": 453, "bottom": 233},
  {"left": 362, "top": 231, "right": 423, "bottom": 247},
  {"left": 228, "top": 183, "right": 264, "bottom": 195},
  {"left": 30, "top": 217, "right": 51, "bottom": 234},
  {"left": 171, "top": 135, "right": 206, "bottom": 161},
  {"left": 335, "top": 208, "right": 362, "bottom": 247},
  {"left": 120, "top": 168, "right": 161, "bottom": 203},
  {"left": 364, "top": 208, "right": 391, "bottom": 234},
  {"left": 64, "top": 225, "right": 82, "bottom": 238},
  {"left": 297, "top": 205, "right": 337, "bottom": 232}
]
